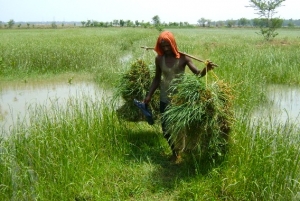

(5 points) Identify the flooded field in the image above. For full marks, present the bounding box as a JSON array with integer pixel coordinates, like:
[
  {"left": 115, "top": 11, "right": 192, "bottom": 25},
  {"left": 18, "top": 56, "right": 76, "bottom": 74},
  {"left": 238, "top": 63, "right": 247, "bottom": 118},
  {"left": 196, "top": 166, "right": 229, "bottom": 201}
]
[
  {"left": 252, "top": 84, "right": 300, "bottom": 128},
  {"left": 0, "top": 81, "right": 111, "bottom": 136},
  {"left": 1, "top": 81, "right": 299, "bottom": 136}
]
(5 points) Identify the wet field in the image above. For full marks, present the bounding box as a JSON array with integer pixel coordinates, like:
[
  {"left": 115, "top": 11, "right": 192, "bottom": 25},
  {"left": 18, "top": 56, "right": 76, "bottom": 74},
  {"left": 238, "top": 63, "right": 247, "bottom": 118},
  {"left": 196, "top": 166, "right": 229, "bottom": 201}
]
[
  {"left": 1, "top": 81, "right": 299, "bottom": 136},
  {"left": 0, "top": 81, "right": 110, "bottom": 136},
  {"left": 252, "top": 84, "right": 300, "bottom": 127}
]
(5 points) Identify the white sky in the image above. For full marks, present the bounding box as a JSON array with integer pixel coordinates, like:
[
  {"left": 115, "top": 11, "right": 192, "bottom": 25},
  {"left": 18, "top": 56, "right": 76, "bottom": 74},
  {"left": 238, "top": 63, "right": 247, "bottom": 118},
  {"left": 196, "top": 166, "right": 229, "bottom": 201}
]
[{"left": 0, "top": 0, "right": 298, "bottom": 23}]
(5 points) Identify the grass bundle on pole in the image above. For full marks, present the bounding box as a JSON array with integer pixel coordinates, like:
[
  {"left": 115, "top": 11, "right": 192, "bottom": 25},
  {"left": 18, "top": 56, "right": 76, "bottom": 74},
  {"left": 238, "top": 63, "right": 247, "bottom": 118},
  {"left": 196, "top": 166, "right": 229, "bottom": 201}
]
[
  {"left": 115, "top": 59, "right": 160, "bottom": 122},
  {"left": 164, "top": 74, "right": 235, "bottom": 160}
]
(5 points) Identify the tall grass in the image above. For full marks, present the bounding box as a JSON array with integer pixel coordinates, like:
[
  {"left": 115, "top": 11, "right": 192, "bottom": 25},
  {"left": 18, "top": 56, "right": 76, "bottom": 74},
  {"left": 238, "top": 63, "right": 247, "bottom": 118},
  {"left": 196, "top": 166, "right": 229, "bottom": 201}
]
[
  {"left": 1, "top": 27, "right": 299, "bottom": 200},
  {"left": 1, "top": 96, "right": 299, "bottom": 200},
  {"left": 0, "top": 28, "right": 157, "bottom": 85}
]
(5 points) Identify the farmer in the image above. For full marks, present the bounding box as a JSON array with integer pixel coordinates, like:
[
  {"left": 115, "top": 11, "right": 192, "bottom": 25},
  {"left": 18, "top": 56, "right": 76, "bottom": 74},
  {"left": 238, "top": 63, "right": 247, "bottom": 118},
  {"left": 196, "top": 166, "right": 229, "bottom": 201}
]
[{"left": 143, "top": 31, "right": 215, "bottom": 163}]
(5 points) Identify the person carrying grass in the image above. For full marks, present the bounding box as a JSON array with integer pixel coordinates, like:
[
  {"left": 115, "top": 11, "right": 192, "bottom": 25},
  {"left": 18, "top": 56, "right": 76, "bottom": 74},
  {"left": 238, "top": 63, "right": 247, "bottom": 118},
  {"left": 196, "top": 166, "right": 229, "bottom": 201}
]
[{"left": 143, "top": 31, "right": 215, "bottom": 163}]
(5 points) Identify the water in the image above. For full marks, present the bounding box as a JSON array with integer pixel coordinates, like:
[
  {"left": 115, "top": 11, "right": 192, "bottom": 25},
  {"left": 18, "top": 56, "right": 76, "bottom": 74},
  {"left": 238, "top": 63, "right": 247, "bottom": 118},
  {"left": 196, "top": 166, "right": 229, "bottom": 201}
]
[
  {"left": 1, "top": 82, "right": 299, "bottom": 136},
  {"left": 252, "top": 84, "right": 300, "bottom": 128},
  {"left": 0, "top": 81, "right": 109, "bottom": 136}
]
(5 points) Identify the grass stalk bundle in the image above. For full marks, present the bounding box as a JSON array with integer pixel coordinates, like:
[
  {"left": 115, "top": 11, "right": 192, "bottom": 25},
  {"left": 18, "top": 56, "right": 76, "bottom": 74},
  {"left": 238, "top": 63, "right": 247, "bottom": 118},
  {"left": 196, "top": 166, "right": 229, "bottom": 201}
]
[
  {"left": 164, "top": 74, "right": 235, "bottom": 160},
  {"left": 115, "top": 59, "right": 160, "bottom": 122}
]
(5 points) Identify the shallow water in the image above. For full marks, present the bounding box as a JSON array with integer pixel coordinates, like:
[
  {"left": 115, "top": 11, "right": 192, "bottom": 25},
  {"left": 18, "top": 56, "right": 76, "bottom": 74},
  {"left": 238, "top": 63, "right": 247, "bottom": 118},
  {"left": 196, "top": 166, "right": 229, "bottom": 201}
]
[
  {"left": 0, "top": 81, "right": 109, "bottom": 136},
  {"left": 1, "top": 82, "right": 299, "bottom": 136},
  {"left": 252, "top": 84, "right": 300, "bottom": 127}
]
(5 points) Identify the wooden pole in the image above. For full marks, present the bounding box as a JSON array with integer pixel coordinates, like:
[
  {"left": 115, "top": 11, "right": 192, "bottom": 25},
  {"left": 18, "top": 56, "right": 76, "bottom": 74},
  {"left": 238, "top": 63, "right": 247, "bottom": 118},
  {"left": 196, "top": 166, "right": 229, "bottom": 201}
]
[{"left": 140, "top": 46, "right": 218, "bottom": 67}]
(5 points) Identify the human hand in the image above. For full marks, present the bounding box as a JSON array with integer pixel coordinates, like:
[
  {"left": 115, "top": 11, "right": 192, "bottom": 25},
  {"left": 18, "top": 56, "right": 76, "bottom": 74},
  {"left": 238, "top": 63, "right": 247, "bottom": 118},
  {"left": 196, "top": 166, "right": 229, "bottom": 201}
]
[
  {"left": 205, "top": 60, "right": 217, "bottom": 71},
  {"left": 143, "top": 96, "right": 151, "bottom": 104}
]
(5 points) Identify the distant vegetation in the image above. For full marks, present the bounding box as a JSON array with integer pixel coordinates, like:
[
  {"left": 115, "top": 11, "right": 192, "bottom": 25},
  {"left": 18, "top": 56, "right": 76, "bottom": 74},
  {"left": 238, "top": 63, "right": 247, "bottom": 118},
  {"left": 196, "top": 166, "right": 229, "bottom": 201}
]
[
  {"left": 1, "top": 17, "right": 300, "bottom": 29},
  {"left": 248, "top": 0, "right": 287, "bottom": 40}
]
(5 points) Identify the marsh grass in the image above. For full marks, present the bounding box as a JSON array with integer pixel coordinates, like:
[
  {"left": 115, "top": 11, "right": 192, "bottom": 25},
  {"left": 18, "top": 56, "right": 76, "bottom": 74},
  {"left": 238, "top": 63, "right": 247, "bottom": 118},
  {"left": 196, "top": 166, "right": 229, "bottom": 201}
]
[
  {"left": 1, "top": 98, "right": 131, "bottom": 200},
  {"left": 0, "top": 97, "right": 196, "bottom": 200},
  {"left": 221, "top": 116, "right": 300, "bottom": 200},
  {"left": 1, "top": 28, "right": 300, "bottom": 200},
  {"left": 1, "top": 97, "right": 299, "bottom": 200},
  {"left": 0, "top": 28, "right": 157, "bottom": 84}
]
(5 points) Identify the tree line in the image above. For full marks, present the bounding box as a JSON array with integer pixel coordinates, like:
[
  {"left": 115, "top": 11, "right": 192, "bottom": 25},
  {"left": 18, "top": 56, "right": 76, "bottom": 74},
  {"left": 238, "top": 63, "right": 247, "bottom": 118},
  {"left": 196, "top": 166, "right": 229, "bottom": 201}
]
[{"left": 1, "top": 17, "right": 299, "bottom": 29}]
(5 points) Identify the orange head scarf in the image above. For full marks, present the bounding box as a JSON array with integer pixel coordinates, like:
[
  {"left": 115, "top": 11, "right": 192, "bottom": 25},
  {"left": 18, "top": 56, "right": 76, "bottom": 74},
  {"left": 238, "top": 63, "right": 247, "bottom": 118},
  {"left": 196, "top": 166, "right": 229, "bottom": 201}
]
[{"left": 154, "top": 31, "right": 180, "bottom": 58}]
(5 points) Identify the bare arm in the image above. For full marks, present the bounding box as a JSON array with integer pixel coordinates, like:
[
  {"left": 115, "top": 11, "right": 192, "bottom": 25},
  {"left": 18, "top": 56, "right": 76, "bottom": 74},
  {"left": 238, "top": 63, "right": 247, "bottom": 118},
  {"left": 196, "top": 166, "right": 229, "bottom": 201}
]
[
  {"left": 185, "top": 55, "right": 214, "bottom": 77},
  {"left": 144, "top": 56, "right": 161, "bottom": 104}
]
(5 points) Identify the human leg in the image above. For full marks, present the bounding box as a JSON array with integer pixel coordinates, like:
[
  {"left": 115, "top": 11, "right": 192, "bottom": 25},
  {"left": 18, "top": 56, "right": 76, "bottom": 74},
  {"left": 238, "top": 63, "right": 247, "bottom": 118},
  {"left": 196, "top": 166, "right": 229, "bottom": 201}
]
[
  {"left": 160, "top": 101, "right": 173, "bottom": 149},
  {"left": 160, "top": 101, "right": 183, "bottom": 162}
]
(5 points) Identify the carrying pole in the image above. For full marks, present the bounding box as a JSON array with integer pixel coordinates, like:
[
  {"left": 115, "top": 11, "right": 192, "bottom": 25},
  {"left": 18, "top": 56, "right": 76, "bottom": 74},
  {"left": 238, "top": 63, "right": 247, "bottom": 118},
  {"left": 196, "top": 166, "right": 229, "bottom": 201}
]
[{"left": 140, "top": 46, "right": 218, "bottom": 67}]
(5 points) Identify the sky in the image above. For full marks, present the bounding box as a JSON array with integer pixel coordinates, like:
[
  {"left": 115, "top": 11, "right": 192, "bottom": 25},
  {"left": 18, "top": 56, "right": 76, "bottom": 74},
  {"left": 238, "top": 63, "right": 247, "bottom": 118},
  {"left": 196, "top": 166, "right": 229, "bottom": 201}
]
[{"left": 0, "top": 0, "right": 299, "bottom": 23}]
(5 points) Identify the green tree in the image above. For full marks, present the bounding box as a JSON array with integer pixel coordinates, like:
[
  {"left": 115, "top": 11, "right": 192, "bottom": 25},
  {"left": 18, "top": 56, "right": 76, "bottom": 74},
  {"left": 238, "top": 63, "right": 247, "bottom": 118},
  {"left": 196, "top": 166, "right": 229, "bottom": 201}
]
[
  {"left": 93, "top": 21, "right": 99, "bottom": 27},
  {"left": 7, "top": 19, "right": 15, "bottom": 28},
  {"left": 152, "top": 15, "right": 162, "bottom": 31},
  {"left": 86, "top": 20, "right": 91, "bottom": 27},
  {"left": 51, "top": 21, "right": 57, "bottom": 28},
  {"left": 81, "top": 21, "right": 86, "bottom": 27},
  {"left": 216, "top": 21, "right": 225, "bottom": 27},
  {"left": 227, "top": 20, "right": 236, "bottom": 28},
  {"left": 113, "top": 20, "right": 119, "bottom": 26},
  {"left": 197, "top": 18, "right": 206, "bottom": 27},
  {"left": 126, "top": 20, "right": 133, "bottom": 27},
  {"left": 247, "top": 0, "right": 285, "bottom": 40},
  {"left": 99, "top": 22, "right": 104, "bottom": 27},
  {"left": 287, "top": 19, "right": 295, "bottom": 28},
  {"left": 119, "top": 19, "right": 125, "bottom": 27},
  {"left": 152, "top": 15, "right": 160, "bottom": 26},
  {"left": 238, "top": 18, "right": 249, "bottom": 27},
  {"left": 135, "top": 20, "right": 140, "bottom": 27},
  {"left": 206, "top": 19, "right": 212, "bottom": 27},
  {"left": 252, "top": 18, "right": 261, "bottom": 27},
  {"left": 142, "top": 22, "right": 150, "bottom": 28}
]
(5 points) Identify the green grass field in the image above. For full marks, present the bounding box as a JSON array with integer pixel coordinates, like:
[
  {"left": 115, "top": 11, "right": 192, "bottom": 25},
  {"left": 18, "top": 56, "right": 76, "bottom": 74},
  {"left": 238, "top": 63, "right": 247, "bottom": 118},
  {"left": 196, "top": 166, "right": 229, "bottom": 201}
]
[{"left": 0, "top": 27, "right": 299, "bottom": 200}]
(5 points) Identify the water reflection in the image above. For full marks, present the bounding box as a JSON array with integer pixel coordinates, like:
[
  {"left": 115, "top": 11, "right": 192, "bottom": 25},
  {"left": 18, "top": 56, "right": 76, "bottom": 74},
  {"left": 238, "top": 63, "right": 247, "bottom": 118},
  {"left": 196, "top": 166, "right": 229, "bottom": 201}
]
[
  {"left": 252, "top": 84, "right": 300, "bottom": 127},
  {"left": 0, "top": 82, "right": 108, "bottom": 136}
]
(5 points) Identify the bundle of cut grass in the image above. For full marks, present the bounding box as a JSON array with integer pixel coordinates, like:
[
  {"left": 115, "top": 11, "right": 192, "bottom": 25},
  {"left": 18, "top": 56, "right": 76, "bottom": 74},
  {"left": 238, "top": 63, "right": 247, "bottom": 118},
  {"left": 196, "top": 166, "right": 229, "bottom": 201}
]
[
  {"left": 164, "top": 74, "right": 235, "bottom": 160},
  {"left": 115, "top": 59, "right": 160, "bottom": 122}
]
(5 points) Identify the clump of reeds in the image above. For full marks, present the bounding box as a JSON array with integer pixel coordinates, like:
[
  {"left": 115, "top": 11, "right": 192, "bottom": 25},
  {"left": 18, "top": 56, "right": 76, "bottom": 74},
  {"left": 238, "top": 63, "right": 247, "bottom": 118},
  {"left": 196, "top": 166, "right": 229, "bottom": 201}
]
[
  {"left": 164, "top": 74, "right": 235, "bottom": 160},
  {"left": 114, "top": 59, "right": 160, "bottom": 122}
]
